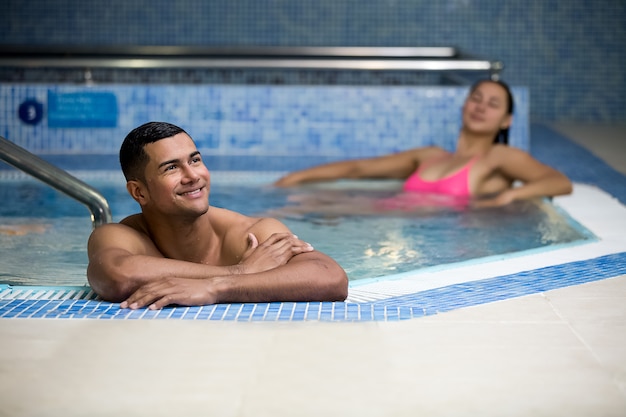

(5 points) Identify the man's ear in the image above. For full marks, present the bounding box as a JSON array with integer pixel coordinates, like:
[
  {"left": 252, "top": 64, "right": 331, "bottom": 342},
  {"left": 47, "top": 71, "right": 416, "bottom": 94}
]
[{"left": 126, "top": 180, "right": 148, "bottom": 205}]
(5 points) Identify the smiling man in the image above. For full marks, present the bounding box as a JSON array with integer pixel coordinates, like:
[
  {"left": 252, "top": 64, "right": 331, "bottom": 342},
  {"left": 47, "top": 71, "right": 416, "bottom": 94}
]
[{"left": 87, "top": 121, "right": 348, "bottom": 309}]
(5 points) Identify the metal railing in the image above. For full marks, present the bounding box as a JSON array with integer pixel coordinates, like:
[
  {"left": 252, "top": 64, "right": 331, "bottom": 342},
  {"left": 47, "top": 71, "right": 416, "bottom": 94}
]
[
  {"left": 0, "top": 46, "right": 503, "bottom": 79},
  {"left": 0, "top": 136, "right": 112, "bottom": 228}
]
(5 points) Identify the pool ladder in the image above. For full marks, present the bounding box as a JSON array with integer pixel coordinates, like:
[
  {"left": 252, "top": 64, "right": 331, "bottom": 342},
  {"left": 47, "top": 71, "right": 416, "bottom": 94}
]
[{"left": 0, "top": 135, "right": 112, "bottom": 228}]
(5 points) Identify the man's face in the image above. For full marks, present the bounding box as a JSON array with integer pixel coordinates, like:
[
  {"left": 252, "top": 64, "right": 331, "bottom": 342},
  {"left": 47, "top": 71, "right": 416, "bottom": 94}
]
[{"left": 137, "top": 132, "right": 211, "bottom": 217}]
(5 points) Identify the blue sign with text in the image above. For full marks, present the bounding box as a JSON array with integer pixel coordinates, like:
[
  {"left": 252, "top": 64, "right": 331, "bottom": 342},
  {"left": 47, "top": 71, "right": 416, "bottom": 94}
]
[{"left": 48, "top": 91, "right": 118, "bottom": 128}]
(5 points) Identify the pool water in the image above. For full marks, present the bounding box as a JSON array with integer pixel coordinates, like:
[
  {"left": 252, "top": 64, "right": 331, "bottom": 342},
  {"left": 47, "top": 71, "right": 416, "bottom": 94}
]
[{"left": 0, "top": 173, "right": 594, "bottom": 287}]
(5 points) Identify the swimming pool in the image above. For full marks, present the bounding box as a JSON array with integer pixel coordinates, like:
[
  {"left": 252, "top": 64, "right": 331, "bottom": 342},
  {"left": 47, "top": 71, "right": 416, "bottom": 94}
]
[
  {"left": 2, "top": 124, "right": 626, "bottom": 322},
  {"left": 0, "top": 171, "right": 624, "bottom": 320},
  {"left": 0, "top": 112, "right": 626, "bottom": 321},
  {"left": 0, "top": 169, "right": 594, "bottom": 287}
]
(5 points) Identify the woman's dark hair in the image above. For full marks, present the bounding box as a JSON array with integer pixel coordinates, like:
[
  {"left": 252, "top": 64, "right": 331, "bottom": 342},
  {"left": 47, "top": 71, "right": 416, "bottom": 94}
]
[
  {"left": 469, "top": 79, "right": 515, "bottom": 145},
  {"left": 119, "top": 121, "right": 186, "bottom": 182}
]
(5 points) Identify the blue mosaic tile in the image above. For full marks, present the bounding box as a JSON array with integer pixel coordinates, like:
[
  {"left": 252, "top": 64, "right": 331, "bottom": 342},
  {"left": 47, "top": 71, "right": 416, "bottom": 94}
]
[
  {"left": 0, "top": 250, "right": 624, "bottom": 322},
  {"left": 250, "top": 304, "right": 268, "bottom": 321},
  {"left": 0, "top": 87, "right": 625, "bottom": 322},
  {"left": 141, "top": 309, "right": 160, "bottom": 320},
  {"left": 2, "top": 1, "right": 624, "bottom": 122},
  {"left": 0, "top": 84, "right": 529, "bottom": 161},
  {"left": 372, "top": 252, "right": 626, "bottom": 316}
]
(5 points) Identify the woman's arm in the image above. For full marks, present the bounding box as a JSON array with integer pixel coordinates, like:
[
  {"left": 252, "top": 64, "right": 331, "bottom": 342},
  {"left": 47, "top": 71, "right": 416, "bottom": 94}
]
[
  {"left": 274, "top": 148, "right": 441, "bottom": 187},
  {"left": 478, "top": 146, "right": 573, "bottom": 206}
]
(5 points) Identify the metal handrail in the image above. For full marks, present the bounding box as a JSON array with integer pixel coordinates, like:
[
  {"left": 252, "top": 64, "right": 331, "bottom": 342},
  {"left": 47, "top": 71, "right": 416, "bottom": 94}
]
[
  {"left": 0, "top": 45, "right": 503, "bottom": 77},
  {"left": 0, "top": 45, "right": 461, "bottom": 57},
  {"left": 0, "top": 136, "right": 112, "bottom": 228}
]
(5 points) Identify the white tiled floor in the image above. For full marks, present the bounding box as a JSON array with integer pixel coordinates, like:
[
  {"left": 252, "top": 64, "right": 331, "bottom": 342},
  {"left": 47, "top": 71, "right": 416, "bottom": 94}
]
[{"left": 0, "top": 124, "right": 625, "bottom": 417}]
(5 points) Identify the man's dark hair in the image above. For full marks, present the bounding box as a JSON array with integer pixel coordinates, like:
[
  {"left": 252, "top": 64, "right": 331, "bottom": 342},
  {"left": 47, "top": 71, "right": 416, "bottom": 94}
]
[{"left": 119, "top": 121, "right": 186, "bottom": 182}]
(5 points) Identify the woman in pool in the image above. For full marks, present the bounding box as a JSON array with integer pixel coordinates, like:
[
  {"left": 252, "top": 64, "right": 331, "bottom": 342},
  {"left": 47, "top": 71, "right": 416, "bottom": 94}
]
[{"left": 274, "top": 79, "right": 572, "bottom": 207}]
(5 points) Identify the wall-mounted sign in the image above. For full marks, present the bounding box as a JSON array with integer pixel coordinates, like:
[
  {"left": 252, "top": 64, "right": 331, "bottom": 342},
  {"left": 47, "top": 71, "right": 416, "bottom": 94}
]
[
  {"left": 48, "top": 91, "right": 118, "bottom": 128},
  {"left": 18, "top": 99, "right": 44, "bottom": 126}
]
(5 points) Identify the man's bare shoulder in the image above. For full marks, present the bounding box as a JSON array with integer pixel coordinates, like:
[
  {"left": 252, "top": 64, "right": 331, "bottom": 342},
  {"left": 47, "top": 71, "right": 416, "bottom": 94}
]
[
  {"left": 119, "top": 213, "right": 148, "bottom": 233},
  {"left": 209, "top": 206, "right": 255, "bottom": 227},
  {"left": 246, "top": 217, "right": 292, "bottom": 239},
  {"left": 88, "top": 216, "right": 160, "bottom": 257},
  {"left": 210, "top": 206, "right": 292, "bottom": 240}
]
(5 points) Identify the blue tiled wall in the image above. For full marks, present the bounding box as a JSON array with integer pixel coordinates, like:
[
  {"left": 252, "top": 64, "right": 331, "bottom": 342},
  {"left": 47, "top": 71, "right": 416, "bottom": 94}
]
[
  {"left": 0, "top": 84, "right": 529, "bottom": 158},
  {"left": 1, "top": 0, "right": 624, "bottom": 123}
]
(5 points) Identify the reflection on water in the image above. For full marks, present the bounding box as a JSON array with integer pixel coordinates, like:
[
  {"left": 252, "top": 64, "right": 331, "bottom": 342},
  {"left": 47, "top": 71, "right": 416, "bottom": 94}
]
[
  {"left": 0, "top": 216, "right": 92, "bottom": 286},
  {"left": 0, "top": 178, "right": 594, "bottom": 286}
]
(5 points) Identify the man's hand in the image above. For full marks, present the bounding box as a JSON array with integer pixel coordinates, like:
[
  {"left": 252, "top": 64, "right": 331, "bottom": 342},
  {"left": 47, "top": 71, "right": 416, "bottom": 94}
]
[
  {"left": 119, "top": 232, "right": 316, "bottom": 310},
  {"left": 237, "top": 232, "right": 314, "bottom": 274},
  {"left": 120, "top": 277, "right": 217, "bottom": 310}
]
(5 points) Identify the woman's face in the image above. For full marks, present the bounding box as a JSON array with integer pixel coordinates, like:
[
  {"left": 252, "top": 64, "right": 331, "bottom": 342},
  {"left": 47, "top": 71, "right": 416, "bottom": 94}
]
[{"left": 461, "top": 81, "right": 512, "bottom": 137}]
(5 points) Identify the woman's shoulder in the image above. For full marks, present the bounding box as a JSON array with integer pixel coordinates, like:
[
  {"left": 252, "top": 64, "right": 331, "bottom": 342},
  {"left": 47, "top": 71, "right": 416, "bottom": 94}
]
[
  {"left": 403, "top": 145, "right": 449, "bottom": 161},
  {"left": 408, "top": 145, "right": 447, "bottom": 154},
  {"left": 484, "top": 144, "right": 530, "bottom": 161},
  {"left": 481, "top": 145, "right": 541, "bottom": 174}
]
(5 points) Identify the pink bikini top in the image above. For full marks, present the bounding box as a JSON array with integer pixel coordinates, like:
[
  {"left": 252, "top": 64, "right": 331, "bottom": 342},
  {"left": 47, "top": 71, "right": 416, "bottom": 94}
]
[{"left": 402, "top": 157, "right": 478, "bottom": 197}]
